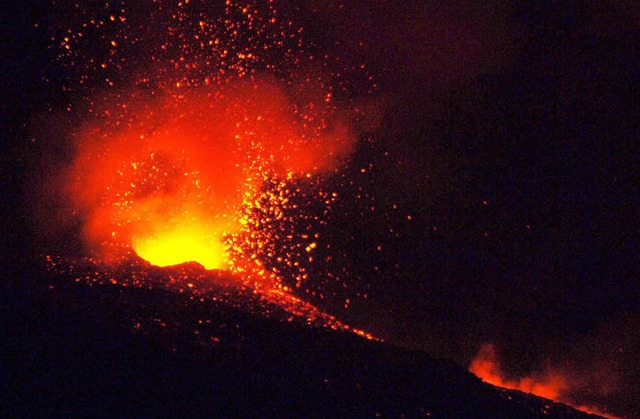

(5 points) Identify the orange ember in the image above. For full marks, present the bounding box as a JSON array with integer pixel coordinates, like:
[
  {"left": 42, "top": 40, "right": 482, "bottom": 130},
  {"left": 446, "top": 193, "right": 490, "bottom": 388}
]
[{"left": 64, "top": 78, "right": 354, "bottom": 272}]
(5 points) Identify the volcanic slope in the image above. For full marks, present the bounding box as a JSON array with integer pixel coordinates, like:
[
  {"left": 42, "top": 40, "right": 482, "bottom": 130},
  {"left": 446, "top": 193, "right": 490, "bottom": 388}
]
[{"left": 3, "top": 260, "right": 603, "bottom": 418}]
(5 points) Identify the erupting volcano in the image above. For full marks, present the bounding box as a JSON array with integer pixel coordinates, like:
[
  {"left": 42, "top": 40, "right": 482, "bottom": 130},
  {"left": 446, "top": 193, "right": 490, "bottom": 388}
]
[
  {"left": 6, "top": 0, "right": 637, "bottom": 417},
  {"left": 30, "top": 0, "right": 384, "bottom": 346},
  {"left": 42, "top": 0, "right": 367, "bottom": 292}
]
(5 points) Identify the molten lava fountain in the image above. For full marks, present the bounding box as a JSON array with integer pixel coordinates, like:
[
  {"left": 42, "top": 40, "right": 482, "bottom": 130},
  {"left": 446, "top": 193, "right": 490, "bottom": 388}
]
[
  {"left": 40, "top": 0, "right": 375, "bottom": 337},
  {"left": 65, "top": 78, "right": 353, "bottom": 280}
]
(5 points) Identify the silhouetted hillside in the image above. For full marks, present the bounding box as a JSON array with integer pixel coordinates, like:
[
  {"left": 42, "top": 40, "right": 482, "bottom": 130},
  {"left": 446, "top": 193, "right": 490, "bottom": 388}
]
[{"left": 2, "top": 259, "right": 603, "bottom": 418}]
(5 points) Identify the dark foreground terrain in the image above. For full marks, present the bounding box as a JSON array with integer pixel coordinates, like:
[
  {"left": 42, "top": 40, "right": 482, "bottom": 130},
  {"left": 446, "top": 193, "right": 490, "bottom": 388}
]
[{"left": 2, "top": 259, "right": 602, "bottom": 418}]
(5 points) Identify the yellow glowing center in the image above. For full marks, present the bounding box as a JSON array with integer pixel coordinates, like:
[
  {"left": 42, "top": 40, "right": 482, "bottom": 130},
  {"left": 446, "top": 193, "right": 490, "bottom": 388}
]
[{"left": 132, "top": 226, "right": 228, "bottom": 270}]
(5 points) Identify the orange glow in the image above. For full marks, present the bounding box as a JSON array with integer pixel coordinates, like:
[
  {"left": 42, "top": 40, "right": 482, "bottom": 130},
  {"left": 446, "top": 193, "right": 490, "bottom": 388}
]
[
  {"left": 132, "top": 224, "right": 229, "bottom": 270},
  {"left": 63, "top": 77, "right": 355, "bottom": 272},
  {"left": 41, "top": 0, "right": 380, "bottom": 353},
  {"left": 469, "top": 344, "right": 566, "bottom": 400},
  {"left": 469, "top": 344, "right": 618, "bottom": 418}
]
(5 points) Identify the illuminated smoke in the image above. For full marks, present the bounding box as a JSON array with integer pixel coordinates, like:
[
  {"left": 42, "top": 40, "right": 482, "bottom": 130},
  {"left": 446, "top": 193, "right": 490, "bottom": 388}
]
[
  {"left": 43, "top": 0, "right": 369, "bottom": 283},
  {"left": 469, "top": 343, "right": 619, "bottom": 418},
  {"left": 469, "top": 343, "right": 567, "bottom": 400},
  {"left": 62, "top": 77, "right": 355, "bottom": 273}
]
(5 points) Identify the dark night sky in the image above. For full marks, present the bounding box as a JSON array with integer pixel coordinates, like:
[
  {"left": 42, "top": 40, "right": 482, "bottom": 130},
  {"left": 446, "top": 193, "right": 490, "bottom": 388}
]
[
  {"left": 297, "top": 0, "right": 640, "bottom": 355},
  {"left": 2, "top": 1, "right": 639, "bottom": 416}
]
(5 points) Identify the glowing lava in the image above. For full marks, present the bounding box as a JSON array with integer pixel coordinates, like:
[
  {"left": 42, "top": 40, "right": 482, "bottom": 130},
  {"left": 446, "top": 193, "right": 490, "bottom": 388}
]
[
  {"left": 469, "top": 343, "right": 567, "bottom": 400},
  {"left": 43, "top": 0, "right": 369, "bottom": 279},
  {"left": 42, "top": 0, "right": 376, "bottom": 343},
  {"left": 132, "top": 224, "right": 229, "bottom": 270},
  {"left": 469, "top": 343, "right": 618, "bottom": 418},
  {"left": 62, "top": 79, "right": 355, "bottom": 273}
]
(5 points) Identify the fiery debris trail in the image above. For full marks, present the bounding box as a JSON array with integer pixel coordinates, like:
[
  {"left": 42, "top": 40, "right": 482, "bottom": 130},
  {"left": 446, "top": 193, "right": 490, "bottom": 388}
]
[{"left": 44, "top": 255, "right": 377, "bottom": 340}]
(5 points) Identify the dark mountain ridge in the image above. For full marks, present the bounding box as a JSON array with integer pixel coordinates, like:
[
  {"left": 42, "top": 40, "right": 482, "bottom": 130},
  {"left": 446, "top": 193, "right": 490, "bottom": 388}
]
[{"left": 2, "top": 259, "right": 603, "bottom": 418}]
